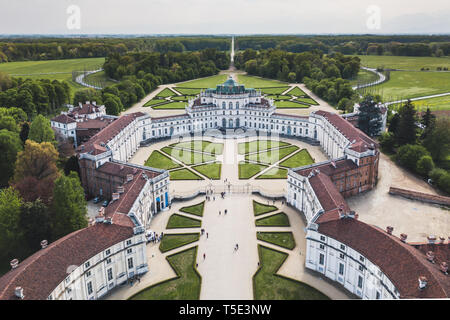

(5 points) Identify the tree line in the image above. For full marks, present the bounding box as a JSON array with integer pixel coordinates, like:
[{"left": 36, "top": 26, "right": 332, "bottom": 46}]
[{"left": 234, "top": 49, "right": 360, "bottom": 108}]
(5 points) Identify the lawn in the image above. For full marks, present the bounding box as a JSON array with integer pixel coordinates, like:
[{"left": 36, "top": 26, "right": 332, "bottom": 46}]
[
  {"left": 145, "top": 150, "right": 181, "bottom": 170},
  {"left": 274, "top": 100, "right": 311, "bottom": 108},
  {"left": 407, "top": 95, "right": 450, "bottom": 112},
  {"left": 279, "top": 149, "right": 314, "bottom": 168},
  {"left": 372, "top": 71, "right": 450, "bottom": 101},
  {"left": 261, "top": 87, "right": 290, "bottom": 95},
  {"left": 257, "top": 232, "right": 296, "bottom": 250},
  {"left": 354, "top": 55, "right": 450, "bottom": 71},
  {"left": 176, "top": 74, "right": 228, "bottom": 88},
  {"left": 245, "top": 146, "right": 299, "bottom": 165},
  {"left": 285, "top": 86, "right": 307, "bottom": 97},
  {"left": 144, "top": 98, "right": 169, "bottom": 107},
  {"left": 256, "top": 167, "right": 288, "bottom": 179},
  {"left": 166, "top": 214, "right": 202, "bottom": 229},
  {"left": 84, "top": 70, "right": 116, "bottom": 88},
  {"left": 174, "top": 87, "right": 202, "bottom": 95},
  {"left": 192, "top": 162, "right": 222, "bottom": 180},
  {"left": 171, "top": 95, "right": 196, "bottom": 102},
  {"left": 152, "top": 101, "right": 188, "bottom": 109},
  {"left": 159, "top": 233, "right": 200, "bottom": 253},
  {"left": 255, "top": 212, "right": 290, "bottom": 227},
  {"left": 267, "top": 94, "right": 292, "bottom": 101},
  {"left": 180, "top": 201, "right": 205, "bottom": 217},
  {"left": 253, "top": 200, "right": 278, "bottom": 216},
  {"left": 130, "top": 247, "right": 201, "bottom": 300},
  {"left": 253, "top": 245, "right": 329, "bottom": 300},
  {"left": 295, "top": 97, "right": 319, "bottom": 105},
  {"left": 238, "top": 161, "right": 268, "bottom": 179},
  {"left": 349, "top": 69, "right": 379, "bottom": 87},
  {"left": 238, "top": 140, "right": 291, "bottom": 155},
  {"left": 161, "top": 147, "right": 216, "bottom": 165},
  {"left": 170, "top": 140, "right": 224, "bottom": 155},
  {"left": 169, "top": 168, "right": 203, "bottom": 180},
  {"left": 236, "top": 74, "right": 287, "bottom": 88},
  {"left": 156, "top": 88, "right": 177, "bottom": 98}
]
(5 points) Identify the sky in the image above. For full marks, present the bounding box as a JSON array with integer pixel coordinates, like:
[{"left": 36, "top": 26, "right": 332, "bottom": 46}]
[{"left": 0, "top": 0, "right": 449, "bottom": 35}]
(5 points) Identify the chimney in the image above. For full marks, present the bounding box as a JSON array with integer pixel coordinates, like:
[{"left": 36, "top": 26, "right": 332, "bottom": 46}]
[
  {"left": 14, "top": 287, "right": 24, "bottom": 299},
  {"left": 331, "top": 161, "right": 336, "bottom": 168},
  {"left": 40, "top": 240, "right": 48, "bottom": 249},
  {"left": 427, "top": 235, "right": 437, "bottom": 244},
  {"left": 400, "top": 234, "right": 408, "bottom": 242},
  {"left": 10, "top": 259, "right": 19, "bottom": 270},
  {"left": 418, "top": 276, "right": 428, "bottom": 290},
  {"left": 439, "top": 236, "right": 445, "bottom": 244},
  {"left": 127, "top": 174, "right": 133, "bottom": 182},
  {"left": 112, "top": 192, "right": 120, "bottom": 201},
  {"left": 88, "top": 218, "right": 95, "bottom": 226},
  {"left": 386, "top": 226, "right": 394, "bottom": 235},
  {"left": 440, "top": 262, "right": 448, "bottom": 275},
  {"left": 426, "top": 251, "right": 435, "bottom": 263},
  {"left": 120, "top": 165, "right": 124, "bottom": 171},
  {"left": 117, "top": 186, "right": 124, "bottom": 193}
]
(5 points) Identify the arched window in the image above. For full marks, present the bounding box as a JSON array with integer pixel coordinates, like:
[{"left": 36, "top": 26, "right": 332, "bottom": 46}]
[
  {"left": 222, "top": 102, "right": 226, "bottom": 109},
  {"left": 229, "top": 102, "right": 233, "bottom": 109},
  {"left": 236, "top": 101, "right": 239, "bottom": 108}
]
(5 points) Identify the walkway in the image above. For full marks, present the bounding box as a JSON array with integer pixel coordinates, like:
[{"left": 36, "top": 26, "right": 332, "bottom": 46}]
[{"left": 74, "top": 69, "right": 103, "bottom": 90}]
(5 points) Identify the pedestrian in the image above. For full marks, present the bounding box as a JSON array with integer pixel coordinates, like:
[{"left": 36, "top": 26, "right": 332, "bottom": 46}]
[
  {"left": 219, "top": 210, "right": 221, "bottom": 215},
  {"left": 203, "top": 253, "right": 206, "bottom": 260},
  {"left": 206, "top": 232, "right": 209, "bottom": 239},
  {"left": 196, "top": 263, "right": 198, "bottom": 268},
  {"left": 225, "top": 209, "right": 227, "bottom": 215},
  {"left": 236, "top": 243, "right": 239, "bottom": 250}
]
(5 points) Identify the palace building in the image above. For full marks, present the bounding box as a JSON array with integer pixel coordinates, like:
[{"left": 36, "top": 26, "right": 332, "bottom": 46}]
[{"left": 1, "top": 76, "right": 447, "bottom": 300}]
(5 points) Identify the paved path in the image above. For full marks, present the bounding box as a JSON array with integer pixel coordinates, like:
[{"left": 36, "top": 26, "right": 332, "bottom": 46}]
[
  {"left": 352, "top": 67, "right": 387, "bottom": 91},
  {"left": 75, "top": 69, "right": 103, "bottom": 90}
]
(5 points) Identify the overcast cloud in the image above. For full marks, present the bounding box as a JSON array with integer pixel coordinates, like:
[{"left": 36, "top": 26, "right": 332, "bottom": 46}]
[{"left": 0, "top": 0, "right": 449, "bottom": 35}]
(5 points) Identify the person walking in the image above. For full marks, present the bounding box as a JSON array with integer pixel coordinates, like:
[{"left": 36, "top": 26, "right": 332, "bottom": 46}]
[
  {"left": 203, "top": 253, "right": 206, "bottom": 260},
  {"left": 219, "top": 210, "right": 221, "bottom": 215},
  {"left": 206, "top": 232, "right": 209, "bottom": 239}
]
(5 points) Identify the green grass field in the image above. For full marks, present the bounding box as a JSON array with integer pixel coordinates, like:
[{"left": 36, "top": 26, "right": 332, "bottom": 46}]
[
  {"left": 152, "top": 101, "right": 188, "bottom": 109},
  {"left": 245, "top": 146, "right": 299, "bottom": 165},
  {"left": 143, "top": 98, "right": 169, "bottom": 107},
  {"left": 274, "top": 100, "right": 311, "bottom": 108},
  {"left": 192, "top": 162, "right": 222, "bottom": 180},
  {"left": 257, "top": 232, "right": 296, "bottom": 250},
  {"left": 161, "top": 147, "right": 216, "bottom": 165},
  {"left": 173, "top": 87, "right": 202, "bottom": 95},
  {"left": 176, "top": 74, "right": 228, "bottom": 88},
  {"left": 170, "top": 140, "right": 224, "bottom": 155},
  {"left": 354, "top": 55, "right": 450, "bottom": 71},
  {"left": 145, "top": 150, "right": 181, "bottom": 170},
  {"left": 84, "top": 70, "right": 116, "bottom": 88},
  {"left": 253, "top": 245, "right": 329, "bottom": 300},
  {"left": 407, "top": 95, "right": 450, "bottom": 112},
  {"left": 279, "top": 149, "right": 314, "bottom": 168},
  {"left": 285, "top": 86, "right": 307, "bottom": 96},
  {"left": 295, "top": 97, "right": 319, "bottom": 105},
  {"left": 0, "top": 57, "right": 105, "bottom": 97},
  {"left": 130, "top": 247, "right": 201, "bottom": 300},
  {"left": 166, "top": 214, "right": 202, "bottom": 229},
  {"left": 255, "top": 213, "right": 290, "bottom": 227},
  {"left": 180, "top": 201, "right": 205, "bottom": 217},
  {"left": 156, "top": 88, "right": 178, "bottom": 98},
  {"left": 236, "top": 74, "right": 287, "bottom": 88},
  {"left": 238, "top": 161, "right": 268, "bottom": 179},
  {"left": 171, "top": 95, "right": 196, "bottom": 102},
  {"left": 267, "top": 94, "right": 292, "bottom": 101},
  {"left": 371, "top": 71, "right": 450, "bottom": 101},
  {"left": 260, "top": 87, "right": 290, "bottom": 95},
  {"left": 238, "top": 140, "right": 291, "bottom": 155},
  {"left": 159, "top": 233, "right": 200, "bottom": 253},
  {"left": 253, "top": 200, "right": 278, "bottom": 216},
  {"left": 349, "top": 69, "right": 379, "bottom": 87},
  {"left": 256, "top": 167, "right": 288, "bottom": 179},
  {"left": 169, "top": 168, "right": 203, "bottom": 180}
]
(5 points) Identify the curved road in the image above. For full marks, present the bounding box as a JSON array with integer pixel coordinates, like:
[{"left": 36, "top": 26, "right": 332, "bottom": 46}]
[{"left": 75, "top": 69, "right": 103, "bottom": 90}]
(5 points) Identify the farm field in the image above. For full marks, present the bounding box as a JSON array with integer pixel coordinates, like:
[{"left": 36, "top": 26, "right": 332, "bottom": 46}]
[
  {"left": 354, "top": 55, "right": 450, "bottom": 71},
  {"left": 406, "top": 95, "right": 450, "bottom": 112}
]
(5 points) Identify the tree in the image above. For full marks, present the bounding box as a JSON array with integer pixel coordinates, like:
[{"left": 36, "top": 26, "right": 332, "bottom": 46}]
[
  {"left": 104, "top": 94, "right": 120, "bottom": 115},
  {"left": 64, "top": 155, "right": 81, "bottom": 178},
  {"left": 51, "top": 172, "right": 87, "bottom": 240},
  {"left": 416, "top": 155, "right": 435, "bottom": 177},
  {"left": 0, "top": 187, "right": 23, "bottom": 260},
  {"left": 379, "top": 132, "right": 395, "bottom": 153},
  {"left": 423, "top": 117, "right": 450, "bottom": 163},
  {"left": 0, "top": 129, "right": 22, "bottom": 187},
  {"left": 395, "top": 100, "right": 418, "bottom": 145},
  {"left": 357, "top": 95, "right": 383, "bottom": 137},
  {"left": 396, "top": 144, "right": 430, "bottom": 172},
  {"left": 19, "top": 122, "right": 30, "bottom": 144},
  {"left": 28, "top": 114, "right": 55, "bottom": 143},
  {"left": 20, "top": 199, "right": 51, "bottom": 250},
  {"left": 13, "top": 140, "right": 59, "bottom": 183},
  {"left": 420, "top": 108, "right": 436, "bottom": 139},
  {"left": 0, "top": 115, "right": 19, "bottom": 132}
]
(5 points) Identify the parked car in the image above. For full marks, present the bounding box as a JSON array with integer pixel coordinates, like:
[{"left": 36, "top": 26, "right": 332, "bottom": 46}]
[
  {"left": 102, "top": 200, "right": 109, "bottom": 207},
  {"left": 93, "top": 197, "right": 101, "bottom": 204}
]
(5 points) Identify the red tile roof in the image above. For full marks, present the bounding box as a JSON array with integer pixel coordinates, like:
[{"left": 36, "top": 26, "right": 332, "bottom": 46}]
[
  {"left": 72, "top": 103, "right": 102, "bottom": 115},
  {"left": 317, "top": 218, "right": 450, "bottom": 298},
  {"left": 0, "top": 223, "right": 134, "bottom": 300},
  {"left": 51, "top": 114, "right": 76, "bottom": 124},
  {"left": 295, "top": 159, "right": 357, "bottom": 177}
]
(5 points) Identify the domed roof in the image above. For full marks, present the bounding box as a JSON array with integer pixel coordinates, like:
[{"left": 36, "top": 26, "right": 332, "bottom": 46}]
[{"left": 223, "top": 76, "right": 238, "bottom": 87}]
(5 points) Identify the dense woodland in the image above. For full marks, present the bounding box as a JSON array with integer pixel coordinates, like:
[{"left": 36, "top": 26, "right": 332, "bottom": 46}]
[{"left": 234, "top": 49, "right": 360, "bottom": 108}]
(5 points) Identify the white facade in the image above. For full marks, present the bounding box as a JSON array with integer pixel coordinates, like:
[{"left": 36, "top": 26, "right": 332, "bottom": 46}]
[
  {"left": 305, "top": 227, "right": 400, "bottom": 300},
  {"left": 51, "top": 119, "right": 77, "bottom": 140},
  {"left": 47, "top": 232, "right": 147, "bottom": 300}
]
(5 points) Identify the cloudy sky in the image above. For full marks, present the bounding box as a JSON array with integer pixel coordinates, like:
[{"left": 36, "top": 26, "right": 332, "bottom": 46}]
[{"left": 0, "top": 0, "right": 449, "bottom": 35}]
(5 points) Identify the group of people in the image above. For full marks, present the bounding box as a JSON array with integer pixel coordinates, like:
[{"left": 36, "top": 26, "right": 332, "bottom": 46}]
[
  {"left": 147, "top": 232, "right": 164, "bottom": 244},
  {"left": 201, "top": 228, "right": 209, "bottom": 239}
]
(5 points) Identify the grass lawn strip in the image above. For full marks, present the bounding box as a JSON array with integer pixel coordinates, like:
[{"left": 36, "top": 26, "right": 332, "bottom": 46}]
[
  {"left": 192, "top": 162, "right": 222, "bottom": 180},
  {"left": 257, "top": 232, "right": 296, "bottom": 250},
  {"left": 170, "top": 140, "right": 224, "bottom": 155},
  {"left": 245, "top": 145, "right": 299, "bottom": 165},
  {"left": 255, "top": 212, "right": 290, "bottom": 227},
  {"left": 159, "top": 233, "right": 200, "bottom": 253},
  {"left": 156, "top": 88, "right": 177, "bottom": 98},
  {"left": 129, "top": 246, "right": 201, "bottom": 300},
  {"left": 253, "top": 200, "right": 278, "bottom": 216},
  {"left": 256, "top": 167, "right": 288, "bottom": 179},
  {"left": 169, "top": 168, "right": 203, "bottom": 181},
  {"left": 145, "top": 150, "right": 181, "bottom": 170},
  {"left": 153, "top": 101, "right": 187, "bottom": 109},
  {"left": 285, "top": 86, "right": 307, "bottom": 96},
  {"left": 177, "top": 74, "right": 228, "bottom": 88},
  {"left": 174, "top": 87, "right": 202, "bottom": 95},
  {"left": 236, "top": 74, "right": 287, "bottom": 88},
  {"left": 238, "top": 140, "right": 291, "bottom": 155},
  {"left": 261, "top": 87, "right": 290, "bottom": 95},
  {"left": 180, "top": 201, "right": 205, "bottom": 217},
  {"left": 279, "top": 149, "right": 314, "bottom": 168},
  {"left": 161, "top": 147, "right": 216, "bottom": 165},
  {"left": 253, "top": 245, "right": 329, "bottom": 300},
  {"left": 238, "top": 162, "right": 269, "bottom": 179},
  {"left": 274, "top": 100, "right": 311, "bottom": 108},
  {"left": 166, "top": 214, "right": 202, "bottom": 229}
]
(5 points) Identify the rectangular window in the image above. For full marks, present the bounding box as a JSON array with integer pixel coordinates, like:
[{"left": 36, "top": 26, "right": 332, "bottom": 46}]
[
  {"left": 358, "top": 276, "right": 363, "bottom": 288},
  {"left": 319, "top": 253, "right": 324, "bottom": 265},
  {"left": 107, "top": 268, "right": 113, "bottom": 281},
  {"left": 359, "top": 256, "right": 365, "bottom": 262},
  {"left": 127, "top": 248, "right": 132, "bottom": 254},
  {"left": 85, "top": 262, "right": 90, "bottom": 268},
  {"left": 106, "top": 258, "right": 112, "bottom": 265},
  {"left": 87, "top": 282, "right": 93, "bottom": 295},
  {"left": 339, "top": 263, "right": 344, "bottom": 275},
  {"left": 320, "top": 236, "right": 325, "bottom": 241},
  {"left": 339, "top": 253, "right": 345, "bottom": 259},
  {"left": 358, "top": 265, "right": 364, "bottom": 272},
  {"left": 319, "top": 244, "right": 325, "bottom": 250},
  {"left": 126, "top": 239, "right": 132, "bottom": 246},
  {"left": 105, "top": 249, "right": 111, "bottom": 256},
  {"left": 86, "top": 271, "right": 91, "bottom": 278},
  {"left": 128, "top": 258, "right": 134, "bottom": 269},
  {"left": 376, "top": 291, "right": 381, "bottom": 299},
  {"left": 340, "top": 244, "right": 346, "bottom": 251}
]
